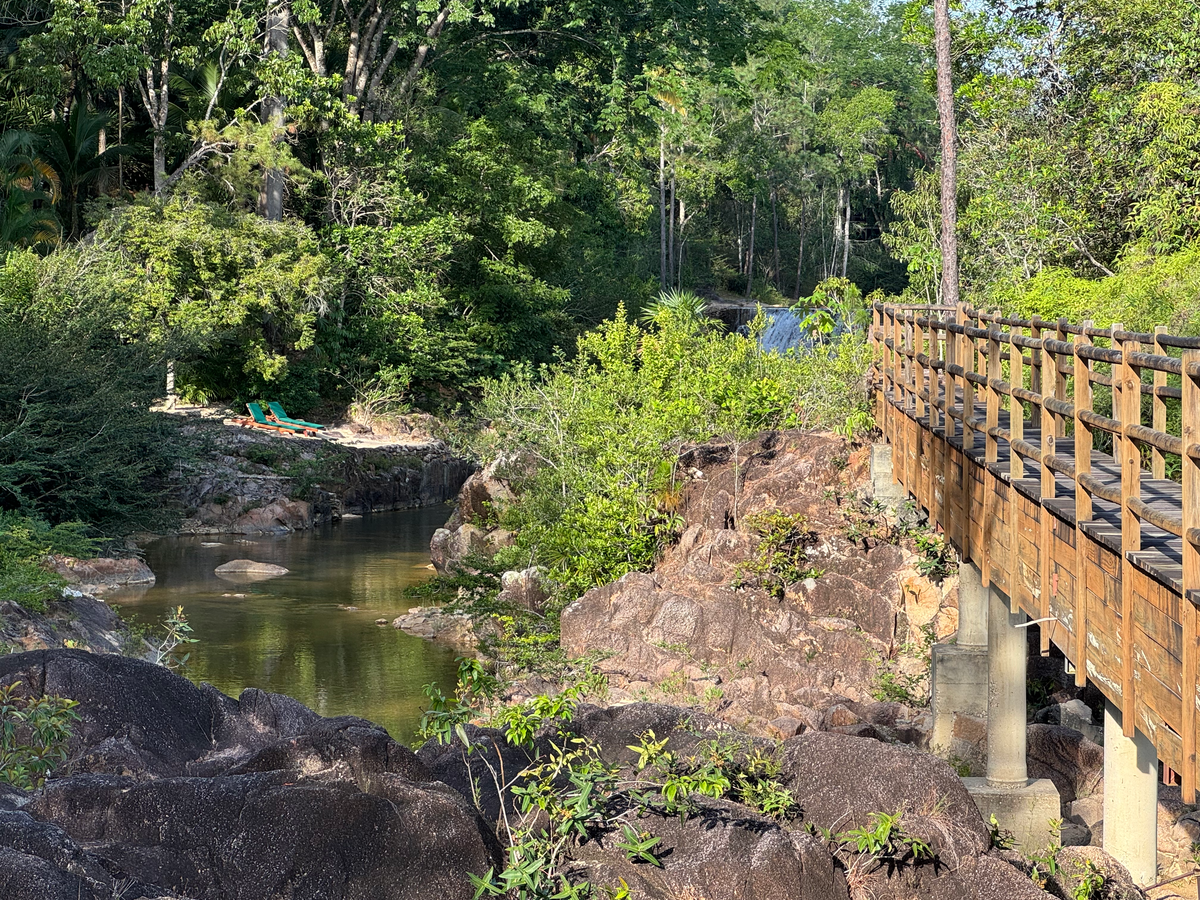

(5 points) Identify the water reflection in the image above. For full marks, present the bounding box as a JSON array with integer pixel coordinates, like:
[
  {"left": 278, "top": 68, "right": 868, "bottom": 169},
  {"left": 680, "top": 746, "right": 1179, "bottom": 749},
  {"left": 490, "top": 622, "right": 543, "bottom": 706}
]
[{"left": 108, "top": 506, "right": 461, "bottom": 742}]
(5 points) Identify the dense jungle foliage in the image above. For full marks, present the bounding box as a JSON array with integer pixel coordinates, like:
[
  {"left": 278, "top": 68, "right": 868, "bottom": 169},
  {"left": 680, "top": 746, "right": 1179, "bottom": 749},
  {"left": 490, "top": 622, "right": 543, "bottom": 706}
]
[
  {"left": 1, "top": 0, "right": 1198, "bottom": 540},
  {"left": 0, "top": 0, "right": 931, "bottom": 414},
  {"left": 886, "top": 0, "right": 1200, "bottom": 332}
]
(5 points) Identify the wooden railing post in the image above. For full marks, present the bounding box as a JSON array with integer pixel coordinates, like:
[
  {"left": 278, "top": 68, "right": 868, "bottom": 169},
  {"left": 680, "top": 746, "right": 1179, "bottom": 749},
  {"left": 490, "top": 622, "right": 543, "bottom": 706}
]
[
  {"left": 960, "top": 306, "right": 975, "bottom": 461},
  {"left": 956, "top": 305, "right": 972, "bottom": 560},
  {"left": 914, "top": 314, "right": 927, "bottom": 511},
  {"left": 1031, "top": 316, "right": 1044, "bottom": 397},
  {"left": 943, "top": 310, "right": 958, "bottom": 545},
  {"left": 1073, "top": 323, "right": 1094, "bottom": 688},
  {"left": 1152, "top": 326, "right": 1167, "bottom": 481},
  {"left": 1056, "top": 319, "right": 1069, "bottom": 437},
  {"left": 1040, "top": 327, "right": 1058, "bottom": 658},
  {"left": 892, "top": 308, "right": 904, "bottom": 483},
  {"left": 905, "top": 314, "right": 918, "bottom": 491},
  {"left": 1115, "top": 324, "right": 1139, "bottom": 737},
  {"left": 1010, "top": 323, "right": 1025, "bottom": 482},
  {"left": 986, "top": 327, "right": 1001, "bottom": 465},
  {"left": 1181, "top": 348, "right": 1200, "bottom": 802},
  {"left": 1008, "top": 321, "right": 1029, "bottom": 637}
]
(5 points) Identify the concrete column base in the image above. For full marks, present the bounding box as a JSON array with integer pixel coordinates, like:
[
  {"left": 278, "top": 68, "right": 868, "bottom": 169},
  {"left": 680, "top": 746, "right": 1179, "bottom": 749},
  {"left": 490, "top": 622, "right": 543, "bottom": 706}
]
[
  {"left": 930, "top": 644, "right": 988, "bottom": 753},
  {"left": 963, "top": 777, "right": 1061, "bottom": 852},
  {"left": 1102, "top": 700, "right": 1158, "bottom": 885},
  {"left": 870, "top": 443, "right": 908, "bottom": 508}
]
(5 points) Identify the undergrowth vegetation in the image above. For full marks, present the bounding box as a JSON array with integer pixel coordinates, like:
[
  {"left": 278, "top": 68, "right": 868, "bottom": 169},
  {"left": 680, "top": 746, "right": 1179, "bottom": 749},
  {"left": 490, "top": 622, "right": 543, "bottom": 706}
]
[
  {"left": 0, "top": 681, "right": 79, "bottom": 789},
  {"left": 419, "top": 660, "right": 937, "bottom": 899},
  {"left": 0, "top": 512, "right": 96, "bottom": 611},
  {"left": 428, "top": 304, "right": 872, "bottom": 674}
]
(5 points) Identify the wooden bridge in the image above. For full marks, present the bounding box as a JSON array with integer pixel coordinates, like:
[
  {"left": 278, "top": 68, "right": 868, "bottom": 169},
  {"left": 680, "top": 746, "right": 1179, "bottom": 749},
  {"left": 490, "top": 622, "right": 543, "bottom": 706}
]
[{"left": 870, "top": 301, "right": 1200, "bottom": 817}]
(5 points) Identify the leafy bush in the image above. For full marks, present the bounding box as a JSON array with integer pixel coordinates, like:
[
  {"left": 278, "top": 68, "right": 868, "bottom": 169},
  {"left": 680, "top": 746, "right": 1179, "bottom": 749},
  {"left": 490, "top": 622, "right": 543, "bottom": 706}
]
[
  {"left": 421, "top": 663, "right": 800, "bottom": 899},
  {"left": 0, "top": 512, "right": 96, "bottom": 611},
  {"left": 0, "top": 681, "right": 79, "bottom": 789},
  {"left": 734, "top": 510, "right": 823, "bottom": 598},
  {"left": 468, "top": 305, "right": 873, "bottom": 613},
  {"left": 0, "top": 259, "right": 180, "bottom": 532}
]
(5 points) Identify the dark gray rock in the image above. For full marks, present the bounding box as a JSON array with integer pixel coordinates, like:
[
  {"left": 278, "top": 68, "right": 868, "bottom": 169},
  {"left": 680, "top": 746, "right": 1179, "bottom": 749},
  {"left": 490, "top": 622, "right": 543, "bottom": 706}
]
[
  {"left": 28, "top": 771, "right": 498, "bottom": 900},
  {"left": 573, "top": 799, "right": 849, "bottom": 900},
  {"left": 220, "top": 716, "right": 430, "bottom": 783},
  {"left": 1027, "top": 724, "right": 1104, "bottom": 807},
  {"left": 0, "top": 650, "right": 501, "bottom": 900},
  {"left": 0, "top": 649, "right": 218, "bottom": 776},
  {"left": 780, "top": 731, "right": 991, "bottom": 862},
  {"left": 417, "top": 724, "right": 543, "bottom": 824}
]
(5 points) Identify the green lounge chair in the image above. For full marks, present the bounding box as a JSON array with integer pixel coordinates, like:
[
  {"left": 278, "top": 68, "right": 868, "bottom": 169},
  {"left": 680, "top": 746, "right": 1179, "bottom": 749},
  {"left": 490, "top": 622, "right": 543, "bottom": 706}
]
[
  {"left": 266, "top": 401, "right": 325, "bottom": 430},
  {"left": 246, "top": 402, "right": 312, "bottom": 434}
]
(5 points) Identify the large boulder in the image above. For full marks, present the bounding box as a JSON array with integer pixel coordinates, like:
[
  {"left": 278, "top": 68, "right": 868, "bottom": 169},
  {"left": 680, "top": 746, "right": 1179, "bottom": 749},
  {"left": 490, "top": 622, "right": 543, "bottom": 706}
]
[
  {"left": 558, "top": 431, "right": 954, "bottom": 734},
  {"left": 28, "top": 772, "right": 497, "bottom": 900},
  {"left": 45, "top": 556, "right": 156, "bottom": 593},
  {"left": 1042, "top": 846, "right": 1143, "bottom": 900},
  {"left": 0, "top": 650, "right": 221, "bottom": 776},
  {"left": 430, "top": 455, "right": 522, "bottom": 574},
  {"left": 573, "top": 801, "right": 849, "bottom": 900},
  {"left": 780, "top": 731, "right": 991, "bottom": 862},
  {"left": 0, "top": 650, "right": 501, "bottom": 900},
  {"left": 0, "top": 595, "right": 131, "bottom": 655},
  {"left": 1027, "top": 725, "right": 1104, "bottom": 808}
]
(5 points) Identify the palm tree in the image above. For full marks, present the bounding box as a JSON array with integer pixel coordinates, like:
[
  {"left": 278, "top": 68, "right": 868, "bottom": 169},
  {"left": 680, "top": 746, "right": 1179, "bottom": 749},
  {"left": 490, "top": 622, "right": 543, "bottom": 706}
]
[
  {"left": 0, "top": 129, "right": 60, "bottom": 253},
  {"left": 638, "top": 288, "right": 709, "bottom": 326},
  {"left": 38, "top": 103, "right": 128, "bottom": 239}
]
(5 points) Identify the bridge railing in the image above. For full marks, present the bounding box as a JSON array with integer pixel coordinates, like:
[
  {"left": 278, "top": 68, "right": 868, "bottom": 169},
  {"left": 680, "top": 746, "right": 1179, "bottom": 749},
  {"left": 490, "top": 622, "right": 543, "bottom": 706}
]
[{"left": 871, "top": 301, "right": 1200, "bottom": 802}]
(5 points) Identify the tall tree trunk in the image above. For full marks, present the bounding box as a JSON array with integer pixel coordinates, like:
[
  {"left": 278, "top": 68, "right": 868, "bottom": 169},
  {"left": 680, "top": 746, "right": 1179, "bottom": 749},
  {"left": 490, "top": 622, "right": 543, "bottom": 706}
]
[
  {"left": 677, "top": 198, "right": 686, "bottom": 287},
  {"left": 771, "top": 184, "right": 781, "bottom": 291},
  {"left": 841, "top": 188, "right": 851, "bottom": 278},
  {"left": 153, "top": 130, "right": 166, "bottom": 193},
  {"left": 659, "top": 132, "right": 667, "bottom": 290},
  {"left": 668, "top": 168, "right": 676, "bottom": 288},
  {"left": 794, "top": 195, "right": 807, "bottom": 301},
  {"left": 395, "top": 5, "right": 451, "bottom": 104},
  {"left": 263, "top": 0, "right": 289, "bottom": 221},
  {"left": 746, "top": 191, "right": 757, "bottom": 299},
  {"left": 117, "top": 87, "right": 124, "bottom": 193},
  {"left": 829, "top": 184, "right": 843, "bottom": 279},
  {"left": 933, "top": 0, "right": 960, "bottom": 307}
]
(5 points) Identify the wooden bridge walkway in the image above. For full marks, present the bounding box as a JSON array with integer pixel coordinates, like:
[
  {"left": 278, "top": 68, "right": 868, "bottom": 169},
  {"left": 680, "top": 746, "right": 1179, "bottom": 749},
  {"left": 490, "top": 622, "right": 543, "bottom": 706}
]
[{"left": 871, "top": 302, "right": 1200, "bottom": 804}]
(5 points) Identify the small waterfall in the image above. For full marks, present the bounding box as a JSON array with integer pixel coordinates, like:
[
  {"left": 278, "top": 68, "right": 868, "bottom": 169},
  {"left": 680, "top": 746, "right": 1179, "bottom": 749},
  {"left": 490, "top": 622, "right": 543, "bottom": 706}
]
[
  {"left": 756, "top": 307, "right": 805, "bottom": 353},
  {"left": 738, "top": 306, "right": 848, "bottom": 354}
]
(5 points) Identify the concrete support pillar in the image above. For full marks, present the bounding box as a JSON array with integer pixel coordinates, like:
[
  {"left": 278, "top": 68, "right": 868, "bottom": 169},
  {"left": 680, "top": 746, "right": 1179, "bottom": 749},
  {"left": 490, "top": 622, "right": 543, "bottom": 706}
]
[
  {"left": 930, "top": 562, "right": 989, "bottom": 752},
  {"left": 987, "top": 585, "right": 1028, "bottom": 787},
  {"left": 870, "top": 443, "right": 907, "bottom": 508},
  {"left": 957, "top": 561, "right": 988, "bottom": 649},
  {"left": 964, "top": 586, "right": 1060, "bottom": 851},
  {"left": 1103, "top": 700, "right": 1158, "bottom": 886}
]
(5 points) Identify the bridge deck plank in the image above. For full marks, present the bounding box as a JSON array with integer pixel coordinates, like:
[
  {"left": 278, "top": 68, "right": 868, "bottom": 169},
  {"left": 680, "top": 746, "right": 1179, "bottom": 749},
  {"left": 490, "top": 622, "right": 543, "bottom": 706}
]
[{"left": 882, "top": 387, "right": 1186, "bottom": 592}]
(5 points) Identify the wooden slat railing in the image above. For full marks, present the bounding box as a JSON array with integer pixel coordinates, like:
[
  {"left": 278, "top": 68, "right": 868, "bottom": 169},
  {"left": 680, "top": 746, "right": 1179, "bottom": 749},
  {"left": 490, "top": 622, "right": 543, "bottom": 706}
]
[{"left": 871, "top": 301, "right": 1200, "bottom": 803}]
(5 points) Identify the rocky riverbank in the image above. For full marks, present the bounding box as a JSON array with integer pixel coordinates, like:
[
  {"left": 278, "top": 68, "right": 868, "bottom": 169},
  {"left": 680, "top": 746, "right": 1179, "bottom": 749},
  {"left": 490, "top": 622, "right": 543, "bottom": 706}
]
[
  {"left": 167, "top": 412, "right": 473, "bottom": 535},
  {"left": 0, "top": 649, "right": 1138, "bottom": 900},
  {"left": 424, "top": 431, "right": 960, "bottom": 738}
]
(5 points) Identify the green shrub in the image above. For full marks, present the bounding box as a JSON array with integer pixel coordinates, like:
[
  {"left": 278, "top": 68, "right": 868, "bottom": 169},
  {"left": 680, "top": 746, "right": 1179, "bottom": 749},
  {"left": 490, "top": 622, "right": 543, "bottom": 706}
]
[
  {"left": 734, "top": 510, "right": 823, "bottom": 599},
  {"left": 468, "top": 305, "right": 872, "bottom": 611},
  {"left": 0, "top": 512, "right": 97, "bottom": 611},
  {"left": 0, "top": 681, "right": 79, "bottom": 789},
  {"left": 0, "top": 268, "right": 181, "bottom": 532}
]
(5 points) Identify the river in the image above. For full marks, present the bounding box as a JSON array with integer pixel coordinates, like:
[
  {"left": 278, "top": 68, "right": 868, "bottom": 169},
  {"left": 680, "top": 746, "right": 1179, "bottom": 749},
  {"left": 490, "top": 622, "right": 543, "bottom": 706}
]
[{"left": 107, "top": 506, "right": 461, "bottom": 743}]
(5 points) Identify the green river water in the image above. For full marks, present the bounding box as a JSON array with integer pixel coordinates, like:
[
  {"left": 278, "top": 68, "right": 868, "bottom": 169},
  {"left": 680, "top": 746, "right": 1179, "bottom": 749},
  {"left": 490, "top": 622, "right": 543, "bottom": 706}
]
[{"left": 107, "top": 506, "right": 461, "bottom": 743}]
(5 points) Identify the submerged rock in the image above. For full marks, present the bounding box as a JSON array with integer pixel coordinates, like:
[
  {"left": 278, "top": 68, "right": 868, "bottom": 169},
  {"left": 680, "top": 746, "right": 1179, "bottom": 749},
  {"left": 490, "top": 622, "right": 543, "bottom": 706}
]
[{"left": 214, "top": 559, "right": 289, "bottom": 578}]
